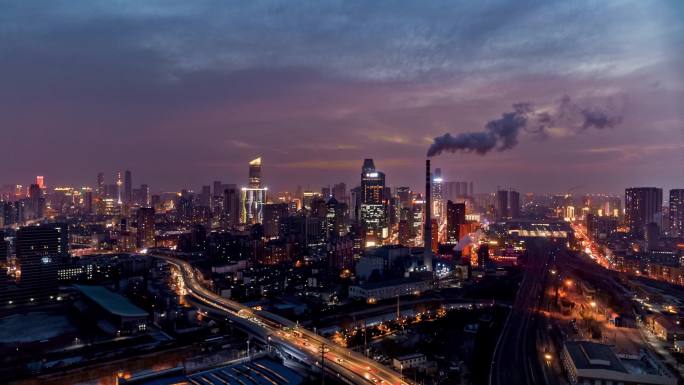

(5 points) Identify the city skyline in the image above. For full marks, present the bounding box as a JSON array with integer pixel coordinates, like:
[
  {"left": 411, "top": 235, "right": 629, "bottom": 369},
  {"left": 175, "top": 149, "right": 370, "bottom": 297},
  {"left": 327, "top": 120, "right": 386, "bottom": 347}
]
[{"left": 1, "top": 1, "right": 683, "bottom": 193}]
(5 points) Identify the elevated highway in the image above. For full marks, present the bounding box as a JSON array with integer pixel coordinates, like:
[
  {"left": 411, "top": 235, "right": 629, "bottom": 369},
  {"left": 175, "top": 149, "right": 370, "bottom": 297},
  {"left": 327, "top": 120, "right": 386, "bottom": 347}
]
[{"left": 155, "top": 254, "right": 410, "bottom": 385}]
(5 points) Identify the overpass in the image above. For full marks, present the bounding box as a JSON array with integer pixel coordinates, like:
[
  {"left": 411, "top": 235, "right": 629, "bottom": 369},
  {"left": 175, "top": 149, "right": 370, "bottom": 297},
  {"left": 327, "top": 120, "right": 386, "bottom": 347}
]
[{"left": 154, "top": 254, "right": 410, "bottom": 385}]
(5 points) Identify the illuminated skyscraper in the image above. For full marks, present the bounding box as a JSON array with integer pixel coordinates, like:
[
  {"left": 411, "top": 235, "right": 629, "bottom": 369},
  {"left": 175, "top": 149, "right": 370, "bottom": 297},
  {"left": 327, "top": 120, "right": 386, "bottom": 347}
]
[
  {"left": 242, "top": 157, "right": 267, "bottom": 224},
  {"left": 35, "top": 176, "right": 45, "bottom": 190},
  {"left": 359, "top": 159, "right": 387, "bottom": 244}
]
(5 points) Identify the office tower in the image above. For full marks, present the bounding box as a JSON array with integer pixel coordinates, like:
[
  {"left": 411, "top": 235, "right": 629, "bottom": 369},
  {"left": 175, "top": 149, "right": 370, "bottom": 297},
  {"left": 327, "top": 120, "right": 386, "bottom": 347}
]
[
  {"left": 669, "top": 189, "right": 684, "bottom": 238},
  {"left": 136, "top": 207, "right": 155, "bottom": 248},
  {"left": 97, "top": 172, "right": 105, "bottom": 197},
  {"left": 361, "top": 159, "right": 384, "bottom": 204},
  {"left": 625, "top": 187, "right": 663, "bottom": 237},
  {"left": 199, "top": 185, "right": 211, "bottom": 207},
  {"left": 249, "top": 157, "right": 262, "bottom": 188},
  {"left": 359, "top": 159, "right": 387, "bottom": 243},
  {"left": 509, "top": 190, "right": 521, "bottom": 219},
  {"left": 16, "top": 226, "right": 60, "bottom": 302},
  {"left": 326, "top": 197, "right": 349, "bottom": 238},
  {"left": 124, "top": 170, "right": 132, "bottom": 204},
  {"left": 36, "top": 176, "right": 45, "bottom": 190},
  {"left": 116, "top": 172, "right": 123, "bottom": 205},
  {"left": 263, "top": 203, "right": 288, "bottom": 239},
  {"left": 446, "top": 200, "right": 466, "bottom": 244},
  {"left": 496, "top": 190, "right": 509, "bottom": 219},
  {"left": 424, "top": 160, "right": 433, "bottom": 272},
  {"left": 332, "top": 182, "right": 347, "bottom": 204},
  {"left": 223, "top": 185, "right": 240, "bottom": 228}
]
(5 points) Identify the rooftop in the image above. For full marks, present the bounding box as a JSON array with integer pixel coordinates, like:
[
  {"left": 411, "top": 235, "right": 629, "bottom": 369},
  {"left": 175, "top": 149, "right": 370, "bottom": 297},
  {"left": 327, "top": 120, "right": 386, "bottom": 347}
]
[
  {"left": 565, "top": 340, "right": 627, "bottom": 372},
  {"left": 74, "top": 285, "right": 148, "bottom": 318},
  {"left": 120, "top": 358, "right": 304, "bottom": 385}
]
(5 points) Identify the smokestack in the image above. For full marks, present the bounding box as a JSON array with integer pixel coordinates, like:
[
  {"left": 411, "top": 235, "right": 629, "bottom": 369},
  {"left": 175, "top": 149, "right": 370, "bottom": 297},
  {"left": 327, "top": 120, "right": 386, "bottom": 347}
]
[{"left": 424, "top": 159, "right": 433, "bottom": 272}]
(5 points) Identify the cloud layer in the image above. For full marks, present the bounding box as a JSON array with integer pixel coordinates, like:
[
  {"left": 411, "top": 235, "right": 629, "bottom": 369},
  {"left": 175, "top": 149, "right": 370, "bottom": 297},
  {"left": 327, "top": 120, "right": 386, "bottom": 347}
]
[{"left": 0, "top": 0, "right": 682, "bottom": 193}]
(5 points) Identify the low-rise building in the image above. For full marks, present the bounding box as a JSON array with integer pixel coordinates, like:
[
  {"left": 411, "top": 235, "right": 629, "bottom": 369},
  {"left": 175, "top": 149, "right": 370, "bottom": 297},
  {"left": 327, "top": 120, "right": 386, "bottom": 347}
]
[
  {"left": 74, "top": 284, "right": 148, "bottom": 335},
  {"left": 392, "top": 353, "right": 427, "bottom": 370},
  {"left": 561, "top": 341, "right": 676, "bottom": 385},
  {"left": 348, "top": 277, "right": 432, "bottom": 302}
]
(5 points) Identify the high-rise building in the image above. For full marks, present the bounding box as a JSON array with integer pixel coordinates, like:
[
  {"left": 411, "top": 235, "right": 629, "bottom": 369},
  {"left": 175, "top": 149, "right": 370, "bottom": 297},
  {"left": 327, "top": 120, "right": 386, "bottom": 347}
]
[
  {"left": 199, "top": 185, "right": 211, "bottom": 207},
  {"left": 496, "top": 190, "right": 509, "bottom": 219},
  {"left": 83, "top": 189, "right": 93, "bottom": 214},
  {"left": 509, "top": 190, "right": 521, "bottom": 219},
  {"left": 332, "top": 182, "right": 347, "bottom": 204},
  {"left": 28, "top": 183, "right": 44, "bottom": 219},
  {"left": 36, "top": 176, "right": 45, "bottom": 190},
  {"left": 136, "top": 207, "right": 155, "bottom": 248},
  {"left": 396, "top": 187, "right": 411, "bottom": 208},
  {"left": 625, "top": 187, "right": 663, "bottom": 237},
  {"left": 446, "top": 200, "right": 466, "bottom": 244},
  {"left": 326, "top": 197, "right": 348, "bottom": 238},
  {"left": 669, "top": 189, "right": 684, "bottom": 238},
  {"left": 360, "top": 159, "right": 387, "bottom": 243},
  {"left": 223, "top": 185, "right": 240, "bottom": 228},
  {"left": 124, "top": 170, "right": 132, "bottom": 204},
  {"left": 361, "top": 159, "right": 385, "bottom": 205},
  {"left": 213, "top": 181, "right": 223, "bottom": 197},
  {"left": 263, "top": 203, "right": 288, "bottom": 239},
  {"left": 16, "top": 226, "right": 60, "bottom": 303},
  {"left": 97, "top": 172, "right": 105, "bottom": 198}
]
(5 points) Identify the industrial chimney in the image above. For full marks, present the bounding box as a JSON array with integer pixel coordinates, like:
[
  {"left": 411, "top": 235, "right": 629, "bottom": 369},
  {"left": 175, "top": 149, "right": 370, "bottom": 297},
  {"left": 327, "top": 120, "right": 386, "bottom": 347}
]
[{"left": 424, "top": 159, "right": 433, "bottom": 272}]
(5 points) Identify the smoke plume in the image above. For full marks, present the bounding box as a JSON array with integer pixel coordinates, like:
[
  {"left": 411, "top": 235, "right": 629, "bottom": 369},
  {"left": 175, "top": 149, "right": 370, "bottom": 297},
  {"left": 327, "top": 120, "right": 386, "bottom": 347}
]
[{"left": 427, "top": 95, "right": 623, "bottom": 157}]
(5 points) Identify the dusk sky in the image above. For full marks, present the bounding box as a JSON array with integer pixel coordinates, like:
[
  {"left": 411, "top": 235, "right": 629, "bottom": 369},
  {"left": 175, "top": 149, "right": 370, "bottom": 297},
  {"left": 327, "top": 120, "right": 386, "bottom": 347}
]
[{"left": 2, "top": 1, "right": 683, "bottom": 195}]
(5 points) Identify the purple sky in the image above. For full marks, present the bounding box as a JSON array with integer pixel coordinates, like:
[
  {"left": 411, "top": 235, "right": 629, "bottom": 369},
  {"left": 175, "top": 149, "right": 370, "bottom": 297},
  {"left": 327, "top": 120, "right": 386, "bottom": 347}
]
[{"left": 1, "top": 1, "right": 683, "bottom": 195}]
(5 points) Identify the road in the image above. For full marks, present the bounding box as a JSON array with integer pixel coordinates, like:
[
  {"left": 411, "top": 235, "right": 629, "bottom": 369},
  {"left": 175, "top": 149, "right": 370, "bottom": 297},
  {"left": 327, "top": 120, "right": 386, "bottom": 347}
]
[
  {"left": 155, "top": 254, "right": 410, "bottom": 385},
  {"left": 490, "top": 239, "right": 552, "bottom": 385}
]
